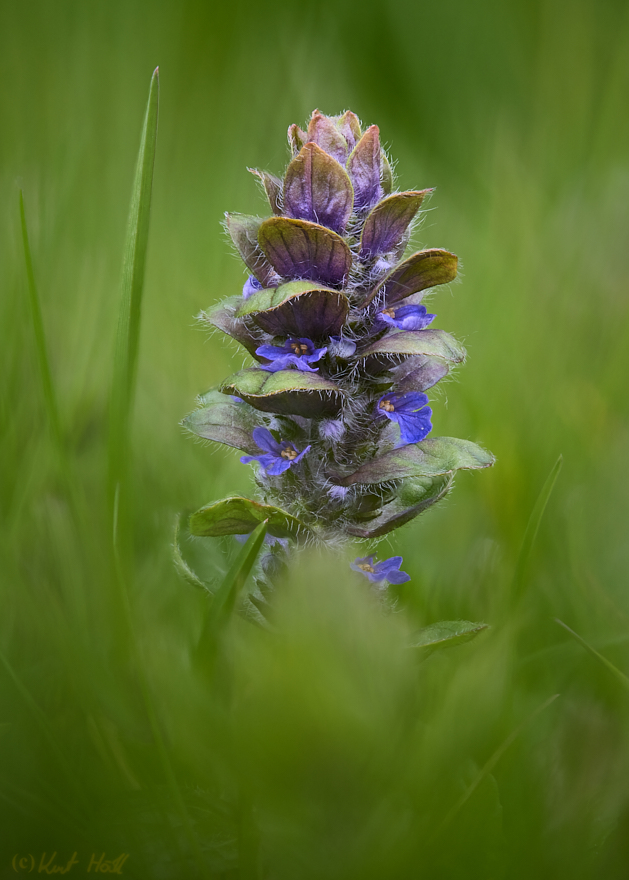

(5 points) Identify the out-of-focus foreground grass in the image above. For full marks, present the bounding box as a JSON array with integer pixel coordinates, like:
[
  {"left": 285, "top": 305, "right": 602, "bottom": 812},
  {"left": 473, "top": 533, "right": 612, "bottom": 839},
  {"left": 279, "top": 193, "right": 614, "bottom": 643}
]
[{"left": 2, "top": 1, "right": 629, "bottom": 877}]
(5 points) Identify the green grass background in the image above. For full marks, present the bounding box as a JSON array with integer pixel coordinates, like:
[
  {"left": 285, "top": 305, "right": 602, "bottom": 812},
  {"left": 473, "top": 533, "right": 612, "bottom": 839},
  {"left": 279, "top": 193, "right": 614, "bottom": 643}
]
[{"left": 2, "top": 0, "right": 629, "bottom": 877}]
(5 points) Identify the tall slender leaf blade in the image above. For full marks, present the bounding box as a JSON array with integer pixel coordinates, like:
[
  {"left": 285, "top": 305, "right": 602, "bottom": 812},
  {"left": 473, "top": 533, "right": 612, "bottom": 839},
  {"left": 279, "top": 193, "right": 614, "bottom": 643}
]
[
  {"left": 108, "top": 68, "right": 159, "bottom": 504},
  {"left": 19, "top": 191, "right": 63, "bottom": 453},
  {"left": 513, "top": 455, "right": 563, "bottom": 598},
  {"left": 196, "top": 520, "right": 269, "bottom": 671}
]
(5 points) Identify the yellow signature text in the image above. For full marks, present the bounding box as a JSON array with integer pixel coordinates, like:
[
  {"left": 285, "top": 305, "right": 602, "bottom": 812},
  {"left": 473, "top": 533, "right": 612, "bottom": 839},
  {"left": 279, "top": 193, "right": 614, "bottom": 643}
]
[{"left": 11, "top": 852, "right": 130, "bottom": 874}]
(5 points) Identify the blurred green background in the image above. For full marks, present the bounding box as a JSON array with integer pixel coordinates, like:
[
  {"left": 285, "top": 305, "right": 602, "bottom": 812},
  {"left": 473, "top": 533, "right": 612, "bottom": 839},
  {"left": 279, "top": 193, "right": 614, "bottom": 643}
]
[{"left": 2, "top": 0, "right": 629, "bottom": 877}]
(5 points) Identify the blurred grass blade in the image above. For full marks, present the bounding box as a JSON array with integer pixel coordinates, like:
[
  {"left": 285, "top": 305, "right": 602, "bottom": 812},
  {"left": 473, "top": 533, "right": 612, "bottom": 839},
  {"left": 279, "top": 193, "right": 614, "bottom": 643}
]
[
  {"left": 209, "top": 520, "right": 268, "bottom": 626},
  {"left": 434, "top": 693, "right": 559, "bottom": 839},
  {"left": 196, "top": 521, "right": 268, "bottom": 670},
  {"left": 108, "top": 67, "right": 159, "bottom": 506},
  {"left": 555, "top": 618, "right": 629, "bottom": 692},
  {"left": 173, "top": 514, "right": 210, "bottom": 591},
  {"left": 0, "top": 648, "right": 88, "bottom": 818},
  {"left": 19, "top": 191, "right": 63, "bottom": 456},
  {"left": 513, "top": 454, "right": 563, "bottom": 597}
]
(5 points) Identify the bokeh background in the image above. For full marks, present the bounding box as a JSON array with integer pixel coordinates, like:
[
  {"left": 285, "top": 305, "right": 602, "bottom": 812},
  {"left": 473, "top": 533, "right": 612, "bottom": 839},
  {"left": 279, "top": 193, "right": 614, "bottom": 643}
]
[{"left": 2, "top": 0, "right": 629, "bottom": 877}]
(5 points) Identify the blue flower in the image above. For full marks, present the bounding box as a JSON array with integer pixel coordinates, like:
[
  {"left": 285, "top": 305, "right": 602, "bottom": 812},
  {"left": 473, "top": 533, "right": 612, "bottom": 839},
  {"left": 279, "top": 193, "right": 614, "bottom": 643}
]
[
  {"left": 242, "top": 275, "right": 264, "bottom": 299},
  {"left": 375, "top": 391, "right": 432, "bottom": 446},
  {"left": 375, "top": 304, "right": 435, "bottom": 331},
  {"left": 256, "top": 337, "right": 328, "bottom": 372},
  {"left": 240, "top": 427, "right": 311, "bottom": 476},
  {"left": 350, "top": 555, "right": 410, "bottom": 585}
]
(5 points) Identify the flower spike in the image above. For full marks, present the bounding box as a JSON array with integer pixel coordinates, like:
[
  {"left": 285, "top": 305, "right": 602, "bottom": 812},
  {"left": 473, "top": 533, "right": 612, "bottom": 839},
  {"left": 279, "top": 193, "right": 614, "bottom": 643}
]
[{"left": 186, "top": 109, "right": 494, "bottom": 595}]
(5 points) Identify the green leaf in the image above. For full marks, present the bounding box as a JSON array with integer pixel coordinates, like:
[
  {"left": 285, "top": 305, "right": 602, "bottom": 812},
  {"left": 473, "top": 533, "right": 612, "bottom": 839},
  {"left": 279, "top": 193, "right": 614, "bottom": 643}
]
[
  {"left": 340, "top": 437, "right": 495, "bottom": 486},
  {"left": 355, "top": 329, "right": 466, "bottom": 365},
  {"left": 225, "top": 213, "right": 277, "bottom": 286},
  {"left": 360, "top": 248, "right": 458, "bottom": 308},
  {"left": 189, "top": 496, "right": 311, "bottom": 540},
  {"left": 182, "top": 390, "right": 260, "bottom": 454},
  {"left": 108, "top": 68, "right": 159, "bottom": 506},
  {"left": 345, "top": 474, "right": 453, "bottom": 538},
  {"left": 199, "top": 302, "right": 263, "bottom": 358},
  {"left": 236, "top": 280, "right": 349, "bottom": 339},
  {"left": 411, "top": 620, "right": 489, "bottom": 653},
  {"left": 220, "top": 368, "right": 344, "bottom": 417}
]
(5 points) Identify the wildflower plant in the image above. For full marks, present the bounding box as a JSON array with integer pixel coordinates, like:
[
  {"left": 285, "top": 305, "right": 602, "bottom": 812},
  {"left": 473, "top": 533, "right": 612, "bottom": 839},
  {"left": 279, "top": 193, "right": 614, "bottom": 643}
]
[{"left": 184, "top": 110, "right": 494, "bottom": 598}]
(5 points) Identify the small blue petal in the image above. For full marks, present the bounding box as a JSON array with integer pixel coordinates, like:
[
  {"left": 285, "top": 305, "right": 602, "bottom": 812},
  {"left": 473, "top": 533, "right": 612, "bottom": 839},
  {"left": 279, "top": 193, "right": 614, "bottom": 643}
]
[
  {"left": 376, "top": 304, "right": 436, "bottom": 331},
  {"left": 256, "top": 337, "right": 327, "bottom": 373},
  {"left": 351, "top": 554, "right": 410, "bottom": 585},
  {"left": 241, "top": 427, "right": 310, "bottom": 476},
  {"left": 242, "top": 275, "right": 264, "bottom": 299}
]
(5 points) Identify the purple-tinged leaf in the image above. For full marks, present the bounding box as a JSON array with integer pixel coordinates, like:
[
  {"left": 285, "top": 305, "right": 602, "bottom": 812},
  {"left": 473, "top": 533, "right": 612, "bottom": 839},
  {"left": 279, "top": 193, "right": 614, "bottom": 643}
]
[
  {"left": 283, "top": 143, "right": 354, "bottom": 234},
  {"left": 336, "top": 110, "right": 362, "bottom": 151},
  {"left": 248, "top": 168, "right": 283, "bottom": 215},
  {"left": 356, "top": 329, "right": 466, "bottom": 367},
  {"left": 220, "top": 367, "right": 344, "bottom": 418},
  {"left": 199, "top": 304, "right": 263, "bottom": 358},
  {"left": 258, "top": 217, "right": 352, "bottom": 287},
  {"left": 347, "top": 125, "right": 382, "bottom": 211},
  {"left": 236, "top": 280, "right": 349, "bottom": 339},
  {"left": 362, "top": 249, "right": 458, "bottom": 307},
  {"left": 360, "top": 190, "right": 431, "bottom": 258},
  {"left": 225, "top": 213, "right": 278, "bottom": 287},
  {"left": 345, "top": 474, "right": 453, "bottom": 538},
  {"left": 339, "top": 437, "right": 495, "bottom": 486},
  {"left": 288, "top": 123, "right": 308, "bottom": 157},
  {"left": 388, "top": 355, "right": 450, "bottom": 393},
  {"left": 306, "top": 110, "right": 349, "bottom": 163},
  {"left": 189, "top": 495, "right": 311, "bottom": 539},
  {"left": 182, "top": 390, "right": 261, "bottom": 454}
]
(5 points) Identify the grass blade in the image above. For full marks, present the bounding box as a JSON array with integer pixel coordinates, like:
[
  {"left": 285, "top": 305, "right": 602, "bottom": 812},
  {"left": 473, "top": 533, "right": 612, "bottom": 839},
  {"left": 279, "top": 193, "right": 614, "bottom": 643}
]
[
  {"left": 108, "top": 67, "right": 159, "bottom": 506},
  {"left": 19, "top": 191, "right": 64, "bottom": 460},
  {"left": 513, "top": 454, "right": 563, "bottom": 598},
  {"left": 196, "top": 521, "right": 269, "bottom": 672},
  {"left": 0, "top": 648, "right": 88, "bottom": 819},
  {"left": 555, "top": 618, "right": 629, "bottom": 692},
  {"left": 434, "top": 693, "right": 559, "bottom": 839}
]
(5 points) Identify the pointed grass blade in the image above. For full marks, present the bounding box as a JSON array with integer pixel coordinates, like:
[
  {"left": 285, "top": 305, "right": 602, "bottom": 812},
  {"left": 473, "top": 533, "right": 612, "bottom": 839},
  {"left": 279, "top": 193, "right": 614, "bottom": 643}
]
[
  {"left": 555, "top": 619, "right": 629, "bottom": 692},
  {"left": 513, "top": 455, "right": 563, "bottom": 598},
  {"left": 209, "top": 519, "right": 269, "bottom": 628},
  {"left": 19, "top": 191, "right": 63, "bottom": 452},
  {"left": 108, "top": 68, "right": 159, "bottom": 503},
  {"left": 434, "top": 693, "right": 559, "bottom": 840},
  {"left": 0, "top": 648, "right": 88, "bottom": 816},
  {"left": 196, "top": 520, "right": 268, "bottom": 671}
]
